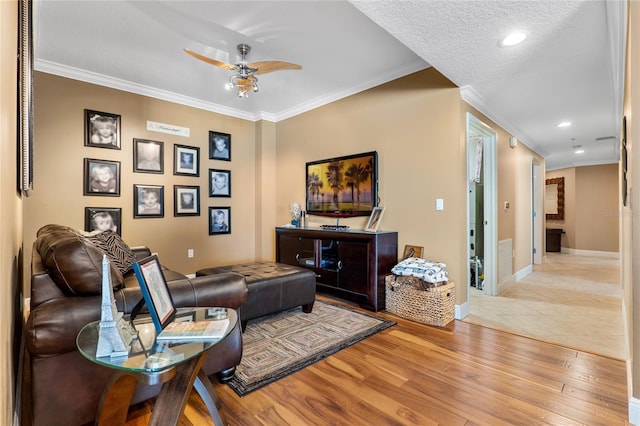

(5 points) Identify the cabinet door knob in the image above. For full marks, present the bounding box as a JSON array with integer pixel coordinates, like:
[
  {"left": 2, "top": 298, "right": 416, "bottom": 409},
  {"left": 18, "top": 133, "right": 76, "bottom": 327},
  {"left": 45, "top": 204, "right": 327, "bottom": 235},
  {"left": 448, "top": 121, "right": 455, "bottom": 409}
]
[{"left": 337, "top": 260, "right": 343, "bottom": 270}]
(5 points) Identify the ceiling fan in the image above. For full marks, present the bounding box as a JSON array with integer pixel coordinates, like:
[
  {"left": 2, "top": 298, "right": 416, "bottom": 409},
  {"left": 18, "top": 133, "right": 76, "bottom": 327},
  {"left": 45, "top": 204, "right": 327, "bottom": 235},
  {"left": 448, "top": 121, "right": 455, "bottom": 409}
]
[{"left": 184, "top": 44, "right": 302, "bottom": 98}]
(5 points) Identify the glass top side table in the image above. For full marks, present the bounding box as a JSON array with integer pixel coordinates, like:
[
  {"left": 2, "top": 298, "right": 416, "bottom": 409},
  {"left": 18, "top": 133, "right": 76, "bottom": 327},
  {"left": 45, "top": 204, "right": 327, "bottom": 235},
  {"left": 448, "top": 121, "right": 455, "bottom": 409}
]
[{"left": 77, "top": 307, "right": 237, "bottom": 426}]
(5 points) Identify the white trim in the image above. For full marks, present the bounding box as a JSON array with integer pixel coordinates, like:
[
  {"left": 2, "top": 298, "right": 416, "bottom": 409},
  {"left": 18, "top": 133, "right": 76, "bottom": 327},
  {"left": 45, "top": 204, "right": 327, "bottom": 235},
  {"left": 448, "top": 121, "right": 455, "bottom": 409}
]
[
  {"left": 496, "top": 275, "right": 516, "bottom": 295},
  {"left": 559, "top": 247, "right": 620, "bottom": 259},
  {"left": 455, "top": 300, "right": 470, "bottom": 320},
  {"left": 629, "top": 397, "right": 640, "bottom": 426},
  {"left": 515, "top": 264, "right": 533, "bottom": 281}
]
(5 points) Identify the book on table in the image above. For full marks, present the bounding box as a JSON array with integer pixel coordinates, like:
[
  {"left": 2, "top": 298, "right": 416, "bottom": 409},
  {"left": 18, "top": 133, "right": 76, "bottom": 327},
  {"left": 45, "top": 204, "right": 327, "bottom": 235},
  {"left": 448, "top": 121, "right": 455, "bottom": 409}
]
[{"left": 156, "top": 319, "right": 230, "bottom": 341}]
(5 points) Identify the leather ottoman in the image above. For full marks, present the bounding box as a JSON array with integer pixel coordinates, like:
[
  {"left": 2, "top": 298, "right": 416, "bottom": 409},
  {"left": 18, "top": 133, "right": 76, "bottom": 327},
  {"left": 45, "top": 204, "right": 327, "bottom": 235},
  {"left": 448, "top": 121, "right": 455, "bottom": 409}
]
[{"left": 196, "top": 262, "right": 316, "bottom": 330}]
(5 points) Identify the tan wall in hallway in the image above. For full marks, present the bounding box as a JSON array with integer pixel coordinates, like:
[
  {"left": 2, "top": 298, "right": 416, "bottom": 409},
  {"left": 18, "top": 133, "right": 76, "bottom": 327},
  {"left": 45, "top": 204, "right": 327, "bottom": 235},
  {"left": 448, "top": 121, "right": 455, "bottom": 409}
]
[
  {"left": 26, "top": 73, "right": 258, "bottom": 288},
  {"left": 275, "top": 68, "right": 468, "bottom": 302},
  {"left": 1, "top": 1, "right": 21, "bottom": 422},
  {"left": 547, "top": 164, "right": 618, "bottom": 253}
]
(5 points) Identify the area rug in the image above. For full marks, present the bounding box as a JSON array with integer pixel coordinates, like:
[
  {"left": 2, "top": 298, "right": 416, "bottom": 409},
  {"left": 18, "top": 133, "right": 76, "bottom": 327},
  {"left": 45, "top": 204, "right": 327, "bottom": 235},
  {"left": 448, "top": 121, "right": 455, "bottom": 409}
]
[{"left": 226, "top": 300, "right": 395, "bottom": 396}]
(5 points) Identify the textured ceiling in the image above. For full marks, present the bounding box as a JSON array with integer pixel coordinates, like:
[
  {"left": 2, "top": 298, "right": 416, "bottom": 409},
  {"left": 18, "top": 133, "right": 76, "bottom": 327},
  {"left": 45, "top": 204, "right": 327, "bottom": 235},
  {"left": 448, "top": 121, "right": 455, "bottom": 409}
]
[{"left": 34, "top": 0, "right": 625, "bottom": 170}]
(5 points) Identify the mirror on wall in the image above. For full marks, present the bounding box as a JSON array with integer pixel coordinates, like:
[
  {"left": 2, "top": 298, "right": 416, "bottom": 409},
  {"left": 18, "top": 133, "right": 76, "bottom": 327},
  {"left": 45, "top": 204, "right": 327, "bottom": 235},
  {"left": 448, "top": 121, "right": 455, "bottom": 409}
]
[{"left": 545, "top": 177, "right": 564, "bottom": 220}]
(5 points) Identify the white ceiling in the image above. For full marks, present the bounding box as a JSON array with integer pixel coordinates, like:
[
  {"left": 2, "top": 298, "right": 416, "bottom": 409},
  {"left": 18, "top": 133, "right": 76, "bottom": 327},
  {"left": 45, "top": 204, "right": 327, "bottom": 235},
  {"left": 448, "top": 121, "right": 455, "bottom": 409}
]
[{"left": 34, "top": 0, "right": 626, "bottom": 171}]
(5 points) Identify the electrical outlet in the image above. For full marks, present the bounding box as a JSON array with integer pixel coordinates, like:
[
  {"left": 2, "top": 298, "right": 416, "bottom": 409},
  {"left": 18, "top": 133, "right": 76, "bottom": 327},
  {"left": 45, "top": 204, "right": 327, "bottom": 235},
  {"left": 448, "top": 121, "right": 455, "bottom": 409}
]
[{"left": 187, "top": 249, "right": 194, "bottom": 258}]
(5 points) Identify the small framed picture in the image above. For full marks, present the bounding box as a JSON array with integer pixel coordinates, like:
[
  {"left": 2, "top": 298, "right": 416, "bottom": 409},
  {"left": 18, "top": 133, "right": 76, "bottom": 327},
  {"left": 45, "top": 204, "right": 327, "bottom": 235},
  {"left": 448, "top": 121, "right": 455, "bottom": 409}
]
[
  {"left": 209, "top": 207, "right": 231, "bottom": 235},
  {"left": 365, "top": 206, "right": 385, "bottom": 232},
  {"left": 132, "top": 255, "right": 176, "bottom": 332},
  {"left": 134, "top": 184, "right": 164, "bottom": 218},
  {"left": 209, "top": 131, "right": 231, "bottom": 161},
  {"left": 84, "top": 158, "right": 120, "bottom": 196},
  {"left": 174, "top": 144, "right": 199, "bottom": 176},
  {"left": 209, "top": 169, "right": 231, "bottom": 197},
  {"left": 85, "top": 109, "right": 121, "bottom": 149},
  {"left": 174, "top": 185, "right": 200, "bottom": 216},
  {"left": 134, "top": 138, "right": 164, "bottom": 173},
  {"left": 84, "top": 207, "right": 122, "bottom": 235},
  {"left": 402, "top": 245, "right": 424, "bottom": 260}
]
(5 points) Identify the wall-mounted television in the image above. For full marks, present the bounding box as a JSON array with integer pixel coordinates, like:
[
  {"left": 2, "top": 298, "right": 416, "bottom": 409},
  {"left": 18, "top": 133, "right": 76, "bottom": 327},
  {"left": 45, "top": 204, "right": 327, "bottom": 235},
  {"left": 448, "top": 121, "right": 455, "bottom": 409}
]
[{"left": 305, "top": 151, "right": 378, "bottom": 218}]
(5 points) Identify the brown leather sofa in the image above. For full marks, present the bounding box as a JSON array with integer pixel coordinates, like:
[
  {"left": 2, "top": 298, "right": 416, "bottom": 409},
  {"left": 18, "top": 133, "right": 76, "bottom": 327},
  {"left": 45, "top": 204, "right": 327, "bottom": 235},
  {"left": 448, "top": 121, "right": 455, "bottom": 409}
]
[{"left": 24, "top": 224, "right": 248, "bottom": 426}]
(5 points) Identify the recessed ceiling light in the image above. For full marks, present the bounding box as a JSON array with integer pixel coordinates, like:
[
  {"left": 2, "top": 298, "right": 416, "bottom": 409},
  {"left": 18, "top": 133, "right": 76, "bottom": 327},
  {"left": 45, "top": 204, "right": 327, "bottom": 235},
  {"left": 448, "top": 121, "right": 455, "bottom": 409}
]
[
  {"left": 500, "top": 31, "right": 527, "bottom": 47},
  {"left": 575, "top": 149, "right": 585, "bottom": 154},
  {"left": 557, "top": 121, "right": 572, "bottom": 128}
]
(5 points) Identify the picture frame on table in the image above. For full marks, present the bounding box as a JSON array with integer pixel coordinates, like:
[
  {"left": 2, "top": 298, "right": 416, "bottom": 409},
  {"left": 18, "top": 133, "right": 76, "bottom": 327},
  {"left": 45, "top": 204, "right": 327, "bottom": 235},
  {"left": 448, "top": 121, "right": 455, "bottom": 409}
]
[
  {"left": 132, "top": 255, "right": 176, "bottom": 332},
  {"left": 174, "top": 185, "right": 200, "bottom": 216},
  {"left": 209, "top": 169, "right": 231, "bottom": 197},
  {"left": 402, "top": 245, "right": 424, "bottom": 260},
  {"left": 84, "top": 207, "right": 122, "bottom": 235},
  {"left": 174, "top": 144, "right": 200, "bottom": 177},
  {"left": 134, "top": 184, "right": 164, "bottom": 218},
  {"left": 134, "top": 139, "right": 164, "bottom": 174},
  {"left": 209, "top": 131, "right": 231, "bottom": 161},
  {"left": 85, "top": 109, "right": 121, "bottom": 150},
  {"left": 83, "top": 158, "right": 121, "bottom": 196},
  {"left": 209, "top": 206, "right": 231, "bottom": 235},
  {"left": 365, "top": 206, "right": 385, "bottom": 232}
]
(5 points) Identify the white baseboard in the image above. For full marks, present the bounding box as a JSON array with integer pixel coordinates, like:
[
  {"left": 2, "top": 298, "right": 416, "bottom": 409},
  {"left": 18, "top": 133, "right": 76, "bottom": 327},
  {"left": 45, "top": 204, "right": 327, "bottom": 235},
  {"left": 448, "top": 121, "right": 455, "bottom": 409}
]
[
  {"left": 629, "top": 397, "right": 640, "bottom": 425},
  {"left": 515, "top": 264, "right": 532, "bottom": 281},
  {"left": 455, "top": 300, "right": 470, "bottom": 320},
  {"left": 560, "top": 247, "right": 620, "bottom": 259}
]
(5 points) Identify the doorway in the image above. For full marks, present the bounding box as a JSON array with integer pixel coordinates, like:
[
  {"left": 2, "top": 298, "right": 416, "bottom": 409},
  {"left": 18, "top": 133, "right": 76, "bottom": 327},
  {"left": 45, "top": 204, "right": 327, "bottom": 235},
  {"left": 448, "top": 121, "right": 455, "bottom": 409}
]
[
  {"left": 466, "top": 113, "right": 497, "bottom": 298},
  {"left": 532, "top": 159, "right": 543, "bottom": 264}
]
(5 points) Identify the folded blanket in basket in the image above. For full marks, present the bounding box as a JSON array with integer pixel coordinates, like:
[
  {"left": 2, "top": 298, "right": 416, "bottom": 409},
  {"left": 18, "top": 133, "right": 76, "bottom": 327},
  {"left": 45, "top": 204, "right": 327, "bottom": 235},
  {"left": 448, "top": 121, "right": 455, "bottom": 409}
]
[{"left": 391, "top": 257, "right": 448, "bottom": 284}]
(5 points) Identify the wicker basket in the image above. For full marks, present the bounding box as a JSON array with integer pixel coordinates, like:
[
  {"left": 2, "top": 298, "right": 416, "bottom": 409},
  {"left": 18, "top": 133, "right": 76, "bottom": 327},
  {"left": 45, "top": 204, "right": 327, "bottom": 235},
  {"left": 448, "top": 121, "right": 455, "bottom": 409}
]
[{"left": 385, "top": 275, "right": 455, "bottom": 327}]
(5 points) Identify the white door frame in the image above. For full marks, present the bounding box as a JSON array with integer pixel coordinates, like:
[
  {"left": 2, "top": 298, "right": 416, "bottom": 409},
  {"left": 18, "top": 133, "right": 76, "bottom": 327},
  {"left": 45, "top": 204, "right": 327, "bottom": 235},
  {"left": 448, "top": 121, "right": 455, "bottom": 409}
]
[
  {"left": 532, "top": 158, "right": 543, "bottom": 264},
  {"left": 466, "top": 113, "right": 498, "bottom": 297}
]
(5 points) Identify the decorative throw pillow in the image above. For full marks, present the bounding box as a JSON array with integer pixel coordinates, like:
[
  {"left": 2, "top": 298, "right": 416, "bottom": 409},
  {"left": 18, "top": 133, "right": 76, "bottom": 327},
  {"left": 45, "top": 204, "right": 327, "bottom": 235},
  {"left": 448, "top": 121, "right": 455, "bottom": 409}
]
[{"left": 86, "top": 230, "right": 137, "bottom": 274}]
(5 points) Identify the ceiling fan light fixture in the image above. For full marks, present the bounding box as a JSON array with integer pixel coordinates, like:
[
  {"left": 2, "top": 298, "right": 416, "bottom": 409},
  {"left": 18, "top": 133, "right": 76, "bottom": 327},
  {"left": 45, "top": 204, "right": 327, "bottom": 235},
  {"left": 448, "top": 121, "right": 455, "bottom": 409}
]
[
  {"left": 226, "top": 74, "right": 259, "bottom": 98},
  {"left": 500, "top": 31, "right": 527, "bottom": 47}
]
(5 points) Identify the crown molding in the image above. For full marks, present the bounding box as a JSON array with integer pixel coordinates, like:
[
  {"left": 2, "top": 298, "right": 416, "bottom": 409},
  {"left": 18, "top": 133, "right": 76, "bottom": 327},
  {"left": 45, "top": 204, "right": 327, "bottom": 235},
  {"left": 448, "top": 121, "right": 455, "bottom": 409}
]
[
  {"left": 35, "top": 59, "right": 262, "bottom": 122},
  {"left": 460, "top": 85, "right": 549, "bottom": 158}
]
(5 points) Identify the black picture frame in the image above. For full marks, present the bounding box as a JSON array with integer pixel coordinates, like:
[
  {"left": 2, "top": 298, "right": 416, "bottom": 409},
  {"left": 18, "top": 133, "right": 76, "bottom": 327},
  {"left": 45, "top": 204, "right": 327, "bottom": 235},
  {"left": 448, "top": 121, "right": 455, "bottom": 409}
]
[
  {"left": 209, "top": 169, "right": 231, "bottom": 197},
  {"left": 83, "top": 158, "right": 121, "bottom": 196},
  {"left": 134, "top": 138, "right": 164, "bottom": 173},
  {"left": 134, "top": 184, "right": 164, "bottom": 218},
  {"left": 132, "top": 255, "right": 176, "bottom": 332},
  {"left": 209, "top": 131, "right": 231, "bottom": 161},
  {"left": 174, "top": 185, "right": 200, "bottom": 216},
  {"left": 174, "top": 144, "right": 200, "bottom": 177},
  {"left": 84, "top": 207, "right": 122, "bottom": 235},
  {"left": 209, "top": 206, "right": 231, "bottom": 235},
  {"left": 85, "top": 109, "right": 121, "bottom": 150}
]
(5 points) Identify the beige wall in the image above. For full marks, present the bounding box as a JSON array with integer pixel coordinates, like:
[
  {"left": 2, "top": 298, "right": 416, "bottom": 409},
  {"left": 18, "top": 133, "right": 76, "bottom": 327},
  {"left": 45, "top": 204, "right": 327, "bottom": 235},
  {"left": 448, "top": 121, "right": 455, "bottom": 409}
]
[
  {"left": 547, "top": 164, "right": 618, "bottom": 253},
  {"left": 26, "top": 73, "right": 259, "bottom": 283},
  {"left": 2, "top": 0, "right": 21, "bottom": 423},
  {"left": 276, "top": 68, "right": 469, "bottom": 301},
  {"left": 625, "top": 0, "right": 639, "bottom": 404}
]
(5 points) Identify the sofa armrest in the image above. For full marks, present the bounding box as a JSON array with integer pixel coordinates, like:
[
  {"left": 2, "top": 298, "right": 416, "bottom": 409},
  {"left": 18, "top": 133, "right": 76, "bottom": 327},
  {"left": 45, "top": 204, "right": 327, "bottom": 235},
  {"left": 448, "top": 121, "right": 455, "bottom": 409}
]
[
  {"left": 169, "top": 273, "right": 249, "bottom": 310},
  {"left": 130, "top": 246, "right": 152, "bottom": 261}
]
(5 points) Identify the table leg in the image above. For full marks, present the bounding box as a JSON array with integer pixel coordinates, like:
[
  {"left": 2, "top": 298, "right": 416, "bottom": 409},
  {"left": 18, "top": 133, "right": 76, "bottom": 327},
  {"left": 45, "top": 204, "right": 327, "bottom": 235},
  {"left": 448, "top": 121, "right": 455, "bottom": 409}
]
[
  {"left": 148, "top": 352, "right": 225, "bottom": 426},
  {"left": 95, "top": 372, "right": 138, "bottom": 426},
  {"left": 194, "top": 369, "right": 224, "bottom": 425}
]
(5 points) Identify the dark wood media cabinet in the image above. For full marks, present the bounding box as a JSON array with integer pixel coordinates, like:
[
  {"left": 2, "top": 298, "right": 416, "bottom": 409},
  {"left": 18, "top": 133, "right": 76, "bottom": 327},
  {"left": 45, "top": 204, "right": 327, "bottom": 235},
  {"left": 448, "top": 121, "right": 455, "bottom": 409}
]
[{"left": 275, "top": 227, "right": 398, "bottom": 311}]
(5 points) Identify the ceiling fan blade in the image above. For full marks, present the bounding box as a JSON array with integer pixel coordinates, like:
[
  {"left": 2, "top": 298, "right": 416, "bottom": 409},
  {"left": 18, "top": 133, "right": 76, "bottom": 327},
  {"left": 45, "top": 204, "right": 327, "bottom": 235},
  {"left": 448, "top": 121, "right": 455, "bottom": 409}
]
[
  {"left": 249, "top": 61, "right": 302, "bottom": 75},
  {"left": 183, "top": 48, "right": 237, "bottom": 71}
]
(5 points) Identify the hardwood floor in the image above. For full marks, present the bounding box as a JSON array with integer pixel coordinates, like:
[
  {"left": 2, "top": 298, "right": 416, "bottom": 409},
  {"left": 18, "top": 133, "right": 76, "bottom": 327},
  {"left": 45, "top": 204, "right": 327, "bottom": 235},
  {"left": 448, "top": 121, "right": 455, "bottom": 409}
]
[{"left": 126, "top": 298, "right": 629, "bottom": 426}]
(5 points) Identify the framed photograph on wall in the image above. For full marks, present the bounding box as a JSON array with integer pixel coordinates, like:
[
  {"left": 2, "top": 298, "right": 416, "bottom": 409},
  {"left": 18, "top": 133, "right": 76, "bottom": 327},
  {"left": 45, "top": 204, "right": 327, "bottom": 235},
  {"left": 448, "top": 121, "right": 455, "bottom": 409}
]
[
  {"left": 402, "top": 245, "right": 424, "bottom": 260},
  {"left": 83, "top": 158, "right": 120, "bottom": 196},
  {"left": 85, "top": 109, "right": 121, "bottom": 150},
  {"left": 209, "top": 169, "right": 231, "bottom": 197},
  {"left": 209, "top": 206, "right": 231, "bottom": 235},
  {"left": 134, "top": 184, "right": 164, "bottom": 218},
  {"left": 209, "top": 131, "right": 231, "bottom": 161},
  {"left": 174, "top": 144, "right": 200, "bottom": 176},
  {"left": 365, "top": 206, "right": 385, "bottom": 232},
  {"left": 84, "top": 207, "right": 122, "bottom": 235},
  {"left": 174, "top": 185, "right": 200, "bottom": 216},
  {"left": 134, "top": 139, "right": 164, "bottom": 173}
]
